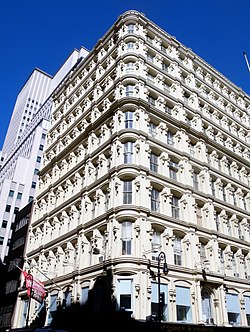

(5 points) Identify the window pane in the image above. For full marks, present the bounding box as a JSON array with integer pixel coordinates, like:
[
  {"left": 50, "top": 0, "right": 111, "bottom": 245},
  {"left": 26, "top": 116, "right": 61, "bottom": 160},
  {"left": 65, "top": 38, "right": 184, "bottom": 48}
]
[
  {"left": 2, "top": 220, "right": 8, "bottom": 228},
  {"left": 9, "top": 190, "right": 14, "bottom": 197},
  {"left": 150, "top": 154, "right": 158, "bottom": 172},
  {"left": 5, "top": 205, "right": 11, "bottom": 212},
  {"left": 123, "top": 181, "right": 132, "bottom": 204},
  {"left": 120, "top": 295, "right": 131, "bottom": 309},
  {"left": 17, "top": 192, "right": 22, "bottom": 200},
  {"left": 124, "top": 142, "right": 133, "bottom": 163},
  {"left": 118, "top": 279, "right": 132, "bottom": 311},
  {"left": 151, "top": 189, "right": 160, "bottom": 211},
  {"left": 125, "top": 111, "right": 133, "bottom": 128},
  {"left": 80, "top": 287, "right": 89, "bottom": 305},
  {"left": 122, "top": 240, "right": 131, "bottom": 255},
  {"left": 176, "top": 286, "right": 191, "bottom": 322}
]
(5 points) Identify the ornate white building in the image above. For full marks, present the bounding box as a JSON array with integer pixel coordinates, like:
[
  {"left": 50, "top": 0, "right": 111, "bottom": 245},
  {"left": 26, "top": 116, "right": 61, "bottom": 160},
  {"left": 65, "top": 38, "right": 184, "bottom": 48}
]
[{"left": 13, "top": 10, "right": 250, "bottom": 329}]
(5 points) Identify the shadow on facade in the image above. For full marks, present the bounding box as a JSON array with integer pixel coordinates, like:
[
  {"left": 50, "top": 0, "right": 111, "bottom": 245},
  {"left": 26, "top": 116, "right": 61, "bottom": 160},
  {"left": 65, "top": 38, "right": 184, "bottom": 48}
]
[{"left": 29, "top": 267, "right": 148, "bottom": 332}]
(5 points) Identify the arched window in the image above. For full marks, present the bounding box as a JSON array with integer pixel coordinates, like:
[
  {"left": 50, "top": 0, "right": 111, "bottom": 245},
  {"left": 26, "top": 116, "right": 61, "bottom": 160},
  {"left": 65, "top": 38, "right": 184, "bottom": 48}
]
[{"left": 201, "top": 288, "right": 212, "bottom": 323}]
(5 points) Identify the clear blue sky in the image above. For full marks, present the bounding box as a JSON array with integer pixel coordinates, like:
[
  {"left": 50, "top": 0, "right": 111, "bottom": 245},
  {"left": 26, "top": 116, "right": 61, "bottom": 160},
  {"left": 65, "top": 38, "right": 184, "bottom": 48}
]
[{"left": 1, "top": 0, "right": 250, "bottom": 150}]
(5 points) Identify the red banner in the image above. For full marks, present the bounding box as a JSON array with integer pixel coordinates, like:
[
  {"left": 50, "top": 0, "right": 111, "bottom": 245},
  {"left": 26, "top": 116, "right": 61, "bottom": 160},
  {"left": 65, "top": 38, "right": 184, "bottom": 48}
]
[{"left": 21, "top": 269, "right": 46, "bottom": 303}]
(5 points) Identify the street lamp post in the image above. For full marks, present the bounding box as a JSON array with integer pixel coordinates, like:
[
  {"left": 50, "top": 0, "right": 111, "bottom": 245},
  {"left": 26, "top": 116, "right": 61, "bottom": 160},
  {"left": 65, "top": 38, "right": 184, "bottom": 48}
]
[{"left": 157, "top": 251, "right": 168, "bottom": 323}]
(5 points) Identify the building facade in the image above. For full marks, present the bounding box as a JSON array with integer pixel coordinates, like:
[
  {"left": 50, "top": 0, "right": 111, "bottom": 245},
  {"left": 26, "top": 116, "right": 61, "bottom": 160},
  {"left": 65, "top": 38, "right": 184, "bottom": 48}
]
[
  {"left": 0, "top": 202, "right": 32, "bottom": 331},
  {"left": 12, "top": 10, "right": 250, "bottom": 329}
]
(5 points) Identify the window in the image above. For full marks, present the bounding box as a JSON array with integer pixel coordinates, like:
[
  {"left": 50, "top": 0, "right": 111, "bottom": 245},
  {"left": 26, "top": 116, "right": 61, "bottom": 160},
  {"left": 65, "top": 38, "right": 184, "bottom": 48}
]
[
  {"left": 126, "top": 62, "right": 134, "bottom": 73},
  {"left": 9, "top": 190, "right": 14, "bottom": 197},
  {"left": 226, "top": 293, "right": 240, "bottom": 326},
  {"left": 125, "top": 85, "right": 134, "bottom": 97},
  {"left": 161, "top": 45, "right": 167, "bottom": 53},
  {"left": 150, "top": 153, "right": 158, "bottom": 172},
  {"left": 80, "top": 286, "right": 89, "bottom": 305},
  {"left": 165, "top": 105, "right": 172, "bottom": 114},
  {"left": 42, "top": 133, "right": 46, "bottom": 139},
  {"left": 2, "top": 220, "right": 8, "bottom": 228},
  {"left": 147, "top": 73, "right": 155, "bottom": 84},
  {"left": 176, "top": 286, "right": 192, "bottom": 322},
  {"left": 123, "top": 181, "right": 132, "bottom": 204},
  {"left": 17, "top": 192, "right": 22, "bottom": 200},
  {"left": 63, "top": 290, "right": 72, "bottom": 308},
  {"left": 0, "top": 237, "right": 4, "bottom": 245},
  {"left": 244, "top": 295, "right": 250, "bottom": 326},
  {"left": 31, "top": 182, "right": 36, "bottom": 189},
  {"left": 124, "top": 142, "right": 133, "bottom": 163},
  {"left": 14, "top": 207, "right": 19, "bottom": 214},
  {"left": 169, "top": 161, "right": 178, "bottom": 180},
  {"left": 215, "top": 212, "right": 220, "bottom": 231},
  {"left": 167, "top": 132, "right": 174, "bottom": 145},
  {"left": 196, "top": 206, "right": 202, "bottom": 226},
  {"left": 121, "top": 221, "right": 132, "bottom": 255},
  {"left": 47, "top": 294, "right": 57, "bottom": 325},
  {"left": 151, "top": 188, "right": 160, "bottom": 212},
  {"left": 231, "top": 252, "right": 238, "bottom": 276},
  {"left": 21, "top": 300, "right": 28, "bottom": 327},
  {"left": 193, "top": 172, "right": 199, "bottom": 190},
  {"left": 171, "top": 196, "right": 180, "bottom": 219},
  {"left": 162, "top": 62, "right": 169, "bottom": 71},
  {"left": 200, "top": 243, "right": 207, "bottom": 265},
  {"left": 127, "top": 24, "right": 135, "bottom": 33},
  {"left": 29, "top": 196, "right": 34, "bottom": 202},
  {"left": 189, "top": 143, "right": 195, "bottom": 156},
  {"left": 147, "top": 35, "right": 153, "bottom": 43},
  {"left": 227, "top": 219, "right": 231, "bottom": 236},
  {"left": 37, "top": 156, "right": 41, "bottom": 163},
  {"left": 210, "top": 178, "right": 216, "bottom": 196},
  {"left": 201, "top": 288, "right": 212, "bottom": 323},
  {"left": 151, "top": 230, "right": 161, "bottom": 260},
  {"left": 34, "top": 168, "right": 39, "bottom": 175},
  {"left": 127, "top": 42, "right": 134, "bottom": 50},
  {"left": 174, "top": 237, "right": 182, "bottom": 265},
  {"left": 232, "top": 190, "right": 237, "bottom": 206},
  {"left": 117, "top": 279, "right": 132, "bottom": 311},
  {"left": 148, "top": 96, "right": 156, "bottom": 106},
  {"left": 151, "top": 282, "right": 168, "bottom": 321},
  {"left": 219, "top": 247, "right": 225, "bottom": 272},
  {"left": 222, "top": 184, "right": 226, "bottom": 201},
  {"left": 39, "top": 144, "right": 44, "bottom": 151},
  {"left": 124, "top": 111, "right": 133, "bottom": 128},
  {"left": 149, "top": 122, "right": 157, "bottom": 136},
  {"left": 147, "top": 53, "right": 154, "bottom": 62},
  {"left": 5, "top": 205, "right": 11, "bottom": 212}
]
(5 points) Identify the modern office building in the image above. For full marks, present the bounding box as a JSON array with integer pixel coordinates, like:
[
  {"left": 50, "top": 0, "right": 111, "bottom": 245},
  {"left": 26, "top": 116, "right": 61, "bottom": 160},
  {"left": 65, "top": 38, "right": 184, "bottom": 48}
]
[
  {"left": 2, "top": 69, "right": 52, "bottom": 158},
  {"left": 12, "top": 10, "right": 250, "bottom": 330}
]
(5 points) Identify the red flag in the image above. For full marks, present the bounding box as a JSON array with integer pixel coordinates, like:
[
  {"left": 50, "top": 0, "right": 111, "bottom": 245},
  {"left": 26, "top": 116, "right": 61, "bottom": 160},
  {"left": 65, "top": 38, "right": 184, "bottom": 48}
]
[{"left": 20, "top": 268, "right": 46, "bottom": 303}]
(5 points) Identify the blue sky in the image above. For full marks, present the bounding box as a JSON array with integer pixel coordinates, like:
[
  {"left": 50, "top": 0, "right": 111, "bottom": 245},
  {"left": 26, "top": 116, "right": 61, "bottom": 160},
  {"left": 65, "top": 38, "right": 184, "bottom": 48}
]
[{"left": 1, "top": 0, "right": 250, "bottom": 150}]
